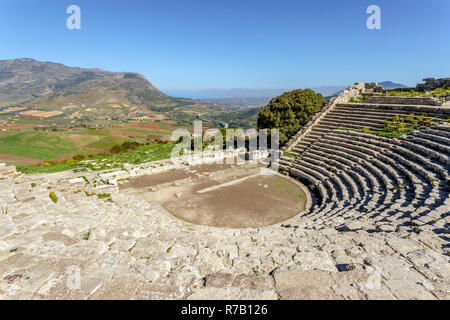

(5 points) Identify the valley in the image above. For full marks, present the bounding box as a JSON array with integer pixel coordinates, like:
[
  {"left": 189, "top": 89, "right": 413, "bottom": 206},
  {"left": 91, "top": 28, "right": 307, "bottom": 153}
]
[{"left": 0, "top": 58, "right": 259, "bottom": 165}]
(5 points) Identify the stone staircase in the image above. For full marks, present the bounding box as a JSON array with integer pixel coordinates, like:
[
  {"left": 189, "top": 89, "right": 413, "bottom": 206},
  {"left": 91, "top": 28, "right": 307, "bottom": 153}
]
[
  {"left": 280, "top": 84, "right": 450, "bottom": 230},
  {"left": 291, "top": 103, "right": 449, "bottom": 155}
]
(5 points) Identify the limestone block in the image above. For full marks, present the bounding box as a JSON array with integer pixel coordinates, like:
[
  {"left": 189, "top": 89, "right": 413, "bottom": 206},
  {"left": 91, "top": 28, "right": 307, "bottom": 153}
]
[
  {"left": 69, "top": 178, "right": 85, "bottom": 184},
  {"left": 187, "top": 287, "right": 278, "bottom": 300},
  {"left": 273, "top": 269, "right": 338, "bottom": 300}
]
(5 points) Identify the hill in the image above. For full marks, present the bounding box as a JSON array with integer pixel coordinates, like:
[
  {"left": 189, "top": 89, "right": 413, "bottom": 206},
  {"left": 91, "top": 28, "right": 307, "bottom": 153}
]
[
  {"left": 379, "top": 81, "right": 408, "bottom": 89},
  {"left": 198, "top": 97, "right": 270, "bottom": 108}
]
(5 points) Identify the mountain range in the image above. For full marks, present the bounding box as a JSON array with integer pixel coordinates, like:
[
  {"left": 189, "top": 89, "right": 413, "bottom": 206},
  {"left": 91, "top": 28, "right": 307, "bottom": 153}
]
[
  {"left": 378, "top": 81, "right": 408, "bottom": 90},
  {"left": 0, "top": 58, "right": 409, "bottom": 122},
  {"left": 166, "top": 82, "right": 408, "bottom": 100},
  {"left": 0, "top": 58, "right": 197, "bottom": 121},
  {"left": 165, "top": 87, "right": 348, "bottom": 99}
]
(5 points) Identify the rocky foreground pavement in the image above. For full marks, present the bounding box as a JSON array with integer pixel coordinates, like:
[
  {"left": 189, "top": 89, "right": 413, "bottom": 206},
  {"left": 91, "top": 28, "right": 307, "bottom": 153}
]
[{"left": 0, "top": 160, "right": 448, "bottom": 300}]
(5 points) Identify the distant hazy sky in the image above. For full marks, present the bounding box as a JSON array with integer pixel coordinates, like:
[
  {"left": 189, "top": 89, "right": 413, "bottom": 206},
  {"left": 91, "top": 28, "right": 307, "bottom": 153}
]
[{"left": 1, "top": 0, "right": 449, "bottom": 91}]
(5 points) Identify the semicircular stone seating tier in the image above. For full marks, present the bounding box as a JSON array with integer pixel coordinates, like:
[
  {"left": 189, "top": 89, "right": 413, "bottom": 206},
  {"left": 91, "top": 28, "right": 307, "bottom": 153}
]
[{"left": 280, "top": 101, "right": 450, "bottom": 231}]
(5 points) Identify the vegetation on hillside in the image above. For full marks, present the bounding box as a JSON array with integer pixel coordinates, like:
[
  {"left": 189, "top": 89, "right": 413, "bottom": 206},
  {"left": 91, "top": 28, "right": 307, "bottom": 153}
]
[
  {"left": 257, "top": 89, "right": 325, "bottom": 145},
  {"left": 212, "top": 107, "right": 261, "bottom": 129},
  {"left": 16, "top": 141, "right": 176, "bottom": 174},
  {"left": 0, "top": 58, "right": 182, "bottom": 111},
  {"left": 348, "top": 87, "right": 449, "bottom": 103}
]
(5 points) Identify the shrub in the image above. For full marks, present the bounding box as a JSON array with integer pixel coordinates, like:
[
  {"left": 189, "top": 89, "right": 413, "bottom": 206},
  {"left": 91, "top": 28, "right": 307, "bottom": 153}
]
[
  {"left": 72, "top": 154, "right": 85, "bottom": 161},
  {"left": 283, "top": 151, "right": 297, "bottom": 159},
  {"left": 257, "top": 89, "right": 325, "bottom": 145},
  {"left": 355, "top": 114, "right": 437, "bottom": 138},
  {"left": 383, "top": 113, "right": 435, "bottom": 135},
  {"left": 109, "top": 141, "right": 142, "bottom": 154},
  {"left": 349, "top": 94, "right": 368, "bottom": 103},
  {"left": 97, "top": 193, "right": 111, "bottom": 199}
]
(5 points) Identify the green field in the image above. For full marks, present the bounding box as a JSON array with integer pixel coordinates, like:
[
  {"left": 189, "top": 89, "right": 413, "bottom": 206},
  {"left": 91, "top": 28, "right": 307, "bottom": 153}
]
[
  {"left": 0, "top": 130, "right": 125, "bottom": 160},
  {"left": 0, "top": 119, "right": 184, "bottom": 164},
  {"left": 16, "top": 141, "right": 176, "bottom": 174}
]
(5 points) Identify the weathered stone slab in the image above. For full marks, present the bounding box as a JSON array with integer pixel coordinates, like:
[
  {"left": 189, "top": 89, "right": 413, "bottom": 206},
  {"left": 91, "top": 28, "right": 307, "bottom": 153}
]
[
  {"left": 69, "top": 178, "right": 85, "bottom": 184},
  {"left": 232, "top": 274, "right": 275, "bottom": 291},
  {"left": 187, "top": 287, "right": 278, "bottom": 300},
  {"left": 204, "top": 273, "right": 234, "bottom": 288},
  {"left": 293, "top": 248, "right": 336, "bottom": 272},
  {"left": 273, "top": 269, "right": 338, "bottom": 300}
]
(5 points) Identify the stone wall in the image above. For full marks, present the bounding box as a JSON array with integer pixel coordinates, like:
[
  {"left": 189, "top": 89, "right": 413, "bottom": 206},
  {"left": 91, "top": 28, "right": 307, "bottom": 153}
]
[
  {"left": 366, "top": 96, "right": 444, "bottom": 106},
  {"left": 417, "top": 78, "right": 450, "bottom": 90},
  {"left": 282, "top": 82, "right": 382, "bottom": 152}
]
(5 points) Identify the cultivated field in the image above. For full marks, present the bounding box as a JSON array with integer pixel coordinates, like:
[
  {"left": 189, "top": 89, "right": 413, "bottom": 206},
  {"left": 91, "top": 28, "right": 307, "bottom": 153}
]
[{"left": 0, "top": 120, "right": 180, "bottom": 166}]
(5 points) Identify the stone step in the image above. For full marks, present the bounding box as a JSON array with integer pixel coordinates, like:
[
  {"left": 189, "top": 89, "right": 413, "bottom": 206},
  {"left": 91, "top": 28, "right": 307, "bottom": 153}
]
[
  {"left": 423, "top": 127, "right": 450, "bottom": 139},
  {"left": 296, "top": 158, "right": 350, "bottom": 200},
  {"left": 311, "top": 142, "right": 389, "bottom": 192},
  {"left": 411, "top": 131, "right": 450, "bottom": 149},
  {"left": 322, "top": 115, "right": 387, "bottom": 126},
  {"left": 335, "top": 103, "right": 450, "bottom": 117},
  {"left": 332, "top": 107, "right": 447, "bottom": 120},
  {"left": 301, "top": 155, "right": 362, "bottom": 200},
  {"left": 400, "top": 138, "right": 450, "bottom": 166},
  {"left": 327, "top": 111, "right": 407, "bottom": 121},
  {"left": 283, "top": 115, "right": 449, "bottom": 227},
  {"left": 318, "top": 121, "right": 383, "bottom": 131},
  {"left": 323, "top": 112, "right": 389, "bottom": 125},
  {"left": 391, "top": 144, "right": 449, "bottom": 180}
]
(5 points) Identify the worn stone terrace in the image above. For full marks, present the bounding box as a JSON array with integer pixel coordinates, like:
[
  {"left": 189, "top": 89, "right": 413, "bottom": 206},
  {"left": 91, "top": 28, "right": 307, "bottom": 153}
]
[{"left": 0, "top": 152, "right": 448, "bottom": 299}]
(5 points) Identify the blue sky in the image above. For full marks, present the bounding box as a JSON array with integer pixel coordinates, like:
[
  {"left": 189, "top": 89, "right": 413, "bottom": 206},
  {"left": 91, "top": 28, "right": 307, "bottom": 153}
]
[{"left": 1, "top": 0, "right": 449, "bottom": 91}]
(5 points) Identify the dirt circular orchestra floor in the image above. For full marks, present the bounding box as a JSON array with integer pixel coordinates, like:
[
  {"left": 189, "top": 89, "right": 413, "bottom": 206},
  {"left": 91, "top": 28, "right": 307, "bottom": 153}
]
[{"left": 121, "top": 163, "right": 308, "bottom": 228}]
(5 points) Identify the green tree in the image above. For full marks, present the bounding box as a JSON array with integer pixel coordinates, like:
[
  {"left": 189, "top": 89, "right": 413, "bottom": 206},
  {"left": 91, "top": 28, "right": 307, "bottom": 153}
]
[{"left": 257, "top": 89, "right": 324, "bottom": 144}]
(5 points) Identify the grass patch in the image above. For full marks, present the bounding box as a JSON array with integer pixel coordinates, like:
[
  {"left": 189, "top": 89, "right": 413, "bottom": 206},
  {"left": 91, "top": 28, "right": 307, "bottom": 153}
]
[
  {"left": 0, "top": 131, "right": 79, "bottom": 160},
  {"left": 387, "top": 86, "right": 450, "bottom": 99},
  {"left": 283, "top": 151, "right": 297, "bottom": 159},
  {"left": 16, "top": 141, "right": 176, "bottom": 174},
  {"left": 49, "top": 191, "right": 58, "bottom": 203},
  {"left": 349, "top": 94, "right": 369, "bottom": 103}
]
